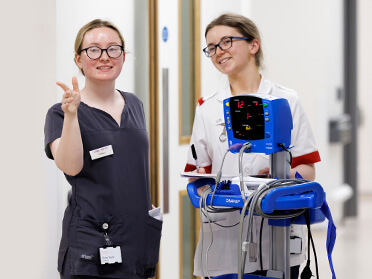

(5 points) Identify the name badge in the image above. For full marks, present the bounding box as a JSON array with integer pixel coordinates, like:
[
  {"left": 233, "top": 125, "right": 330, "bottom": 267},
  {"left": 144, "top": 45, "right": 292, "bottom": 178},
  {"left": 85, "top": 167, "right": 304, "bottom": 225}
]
[
  {"left": 89, "top": 145, "right": 114, "bottom": 160},
  {"left": 99, "top": 246, "right": 122, "bottom": 264}
]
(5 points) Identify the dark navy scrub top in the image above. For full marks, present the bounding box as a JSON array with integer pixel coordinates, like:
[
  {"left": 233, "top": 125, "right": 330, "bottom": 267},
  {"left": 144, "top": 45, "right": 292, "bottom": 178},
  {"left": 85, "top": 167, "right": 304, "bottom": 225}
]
[{"left": 44, "top": 91, "right": 161, "bottom": 278}]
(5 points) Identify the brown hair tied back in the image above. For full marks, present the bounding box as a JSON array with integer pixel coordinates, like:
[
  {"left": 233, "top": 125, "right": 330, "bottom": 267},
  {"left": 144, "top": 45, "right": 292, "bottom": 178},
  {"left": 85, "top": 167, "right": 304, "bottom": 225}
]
[{"left": 205, "top": 13, "right": 263, "bottom": 68}]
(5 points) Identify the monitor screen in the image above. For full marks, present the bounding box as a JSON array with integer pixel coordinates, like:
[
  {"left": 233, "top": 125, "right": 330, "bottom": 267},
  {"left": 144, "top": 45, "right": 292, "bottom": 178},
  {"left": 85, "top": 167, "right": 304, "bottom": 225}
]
[{"left": 230, "top": 96, "right": 265, "bottom": 140}]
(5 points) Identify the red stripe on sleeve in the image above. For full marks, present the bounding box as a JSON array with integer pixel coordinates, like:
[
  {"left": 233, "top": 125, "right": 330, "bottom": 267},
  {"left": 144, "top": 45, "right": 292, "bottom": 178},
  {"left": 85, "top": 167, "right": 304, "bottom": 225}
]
[
  {"left": 184, "top": 164, "right": 212, "bottom": 174},
  {"left": 198, "top": 97, "right": 204, "bottom": 106},
  {"left": 291, "top": 151, "right": 321, "bottom": 168}
]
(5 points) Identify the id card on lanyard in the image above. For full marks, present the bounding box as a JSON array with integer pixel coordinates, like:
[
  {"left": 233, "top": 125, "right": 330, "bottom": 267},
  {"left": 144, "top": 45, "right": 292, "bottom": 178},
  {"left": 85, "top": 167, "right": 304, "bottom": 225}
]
[
  {"left": 99, "top": 222, "right": 122, "bottom": 264},
  {"left": 99, "top": 246, "right": 122, "bottom": 264}
]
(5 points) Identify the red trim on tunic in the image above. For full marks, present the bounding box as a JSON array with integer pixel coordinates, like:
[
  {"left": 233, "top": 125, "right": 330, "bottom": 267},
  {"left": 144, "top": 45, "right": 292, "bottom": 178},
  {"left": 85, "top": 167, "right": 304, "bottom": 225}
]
[
  {"left": 184, "top": 163, "right": 212, "bottom": 174},
  {"left": 291, "top": 151, "right": 321, "bottom": 168},
  {"left": 198, "top": 97, "right": 204, "bottom": 106}
]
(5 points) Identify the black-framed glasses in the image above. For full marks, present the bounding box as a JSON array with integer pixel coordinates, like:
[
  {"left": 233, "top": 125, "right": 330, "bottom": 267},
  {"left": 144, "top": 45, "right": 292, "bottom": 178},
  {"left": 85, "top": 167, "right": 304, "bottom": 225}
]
[
  {"left": 81, "top": 45, "right": 124, "bottom": 60},
  {"left": 203, "top": 36, "right": 253, "bottom": 58}
]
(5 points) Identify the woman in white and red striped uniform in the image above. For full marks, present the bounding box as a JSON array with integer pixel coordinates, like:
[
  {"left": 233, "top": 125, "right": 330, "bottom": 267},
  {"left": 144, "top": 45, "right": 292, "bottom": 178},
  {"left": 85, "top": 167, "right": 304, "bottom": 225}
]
[{"left": 184, "top": 13, "right": 320, "bottom": 279}]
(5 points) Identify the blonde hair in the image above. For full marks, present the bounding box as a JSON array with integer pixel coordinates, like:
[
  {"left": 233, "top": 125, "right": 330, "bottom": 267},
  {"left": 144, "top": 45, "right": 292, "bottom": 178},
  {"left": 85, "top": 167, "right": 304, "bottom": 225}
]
[
  {"left": 74, "top": 19, "right": 125, "bottom": 74},
  {"left": 205, "top": 13, "right": 263, "bottom": 68}
]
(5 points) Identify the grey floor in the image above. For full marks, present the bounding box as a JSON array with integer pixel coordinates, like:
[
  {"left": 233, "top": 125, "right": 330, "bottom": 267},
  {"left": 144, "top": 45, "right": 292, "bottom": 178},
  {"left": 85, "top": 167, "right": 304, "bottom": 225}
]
[{"left": 305, "top": 193, "right": 372, "bottom": 278}]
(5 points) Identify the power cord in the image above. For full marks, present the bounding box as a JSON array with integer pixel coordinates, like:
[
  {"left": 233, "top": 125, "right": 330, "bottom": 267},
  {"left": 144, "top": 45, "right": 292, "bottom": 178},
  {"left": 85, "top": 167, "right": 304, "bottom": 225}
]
[
  {"left": 278, "top": 143, "right": 292, "bottom": 165},
  {"left": 259, "top": 217, "right": 264, "bottom": 272},
  {"left": 239, "top": 178, "right": 311, "bottom": 279},
  {"left": 199, "top": 187, "right": 213, "bottom": 279},
  {"left": 198, "top": 143, "right": 308, "bottom": 279},
  {"left": 301, "top": 210, "right": 319, "bottom": 279},
  {"left": 238, "top": 142, "right": 253, "bottom": 202}
]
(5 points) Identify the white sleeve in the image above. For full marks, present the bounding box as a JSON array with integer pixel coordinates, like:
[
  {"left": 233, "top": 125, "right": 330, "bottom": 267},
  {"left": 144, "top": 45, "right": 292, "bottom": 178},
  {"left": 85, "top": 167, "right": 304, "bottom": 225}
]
[{"left": 290, "top": 97, "right": 319, "bottom": 158}]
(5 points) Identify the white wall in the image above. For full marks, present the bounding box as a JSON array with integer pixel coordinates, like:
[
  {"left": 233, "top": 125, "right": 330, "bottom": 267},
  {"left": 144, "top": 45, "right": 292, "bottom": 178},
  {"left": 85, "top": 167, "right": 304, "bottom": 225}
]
[
  {"left": 0, "top": 0, "right": 56, "bottom": 278},
  {"left": 357, "top": 0, "right": 372, "bottom": 194}
]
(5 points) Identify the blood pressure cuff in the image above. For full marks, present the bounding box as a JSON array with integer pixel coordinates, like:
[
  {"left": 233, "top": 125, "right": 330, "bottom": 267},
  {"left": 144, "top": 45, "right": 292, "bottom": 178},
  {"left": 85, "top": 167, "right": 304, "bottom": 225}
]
[
  {"left": 295, "top": 171, "right": 336, "bottom": 279},
  {"left": 320, "top": 200, "right": 337, "bottom": 279}
]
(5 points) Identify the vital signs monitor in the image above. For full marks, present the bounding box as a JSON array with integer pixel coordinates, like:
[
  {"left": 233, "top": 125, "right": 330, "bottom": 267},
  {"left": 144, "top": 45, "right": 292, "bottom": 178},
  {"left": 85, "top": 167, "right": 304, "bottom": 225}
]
[{"left": 223, "top": 94, "right": 293, "bottom": 154}]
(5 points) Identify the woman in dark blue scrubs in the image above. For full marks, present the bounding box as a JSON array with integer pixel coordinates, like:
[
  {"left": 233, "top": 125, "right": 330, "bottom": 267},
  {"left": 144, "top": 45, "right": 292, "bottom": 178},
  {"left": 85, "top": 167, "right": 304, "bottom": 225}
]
[{"left": 44, "top": 19, "right": 162, "bottom": 279}]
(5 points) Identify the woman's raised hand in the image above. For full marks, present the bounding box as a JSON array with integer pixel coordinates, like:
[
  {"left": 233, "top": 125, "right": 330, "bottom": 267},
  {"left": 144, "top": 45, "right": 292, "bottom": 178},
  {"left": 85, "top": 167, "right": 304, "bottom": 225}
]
[{"left": 56, "top": 76, "right": 81, "bottom": 115}]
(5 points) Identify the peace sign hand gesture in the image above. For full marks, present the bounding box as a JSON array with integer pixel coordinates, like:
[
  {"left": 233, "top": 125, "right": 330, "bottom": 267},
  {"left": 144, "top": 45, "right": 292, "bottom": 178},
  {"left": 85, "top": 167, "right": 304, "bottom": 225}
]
[{"left": 56, "top": 76, "right": 81, "bottom": 115}]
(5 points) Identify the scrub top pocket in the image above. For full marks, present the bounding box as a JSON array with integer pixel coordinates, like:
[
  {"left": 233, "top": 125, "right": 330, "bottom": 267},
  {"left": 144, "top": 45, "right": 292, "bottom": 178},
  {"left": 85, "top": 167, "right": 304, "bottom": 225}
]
[
  {"left": 74, "top": 215, "right": 124, "bottom": 266},
  {"left": 140, "top": 215, "right": 162, "bottom": 278}
]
